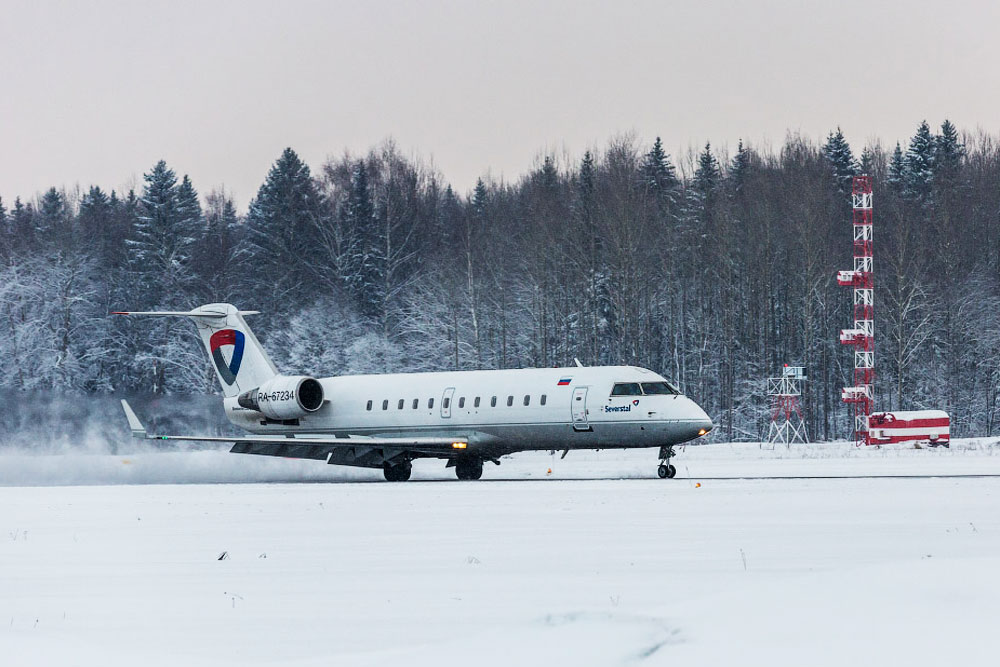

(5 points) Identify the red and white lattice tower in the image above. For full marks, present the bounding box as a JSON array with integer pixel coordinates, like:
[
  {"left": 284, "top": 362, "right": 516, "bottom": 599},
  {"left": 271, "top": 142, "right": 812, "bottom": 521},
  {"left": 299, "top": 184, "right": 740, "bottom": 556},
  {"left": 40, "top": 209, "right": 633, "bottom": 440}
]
[
  {"left": 837, "top": 175, "right": 874, "bottom": 446},
  {"left": 766, "top": 365, "right": 808, "bottom": 446}
]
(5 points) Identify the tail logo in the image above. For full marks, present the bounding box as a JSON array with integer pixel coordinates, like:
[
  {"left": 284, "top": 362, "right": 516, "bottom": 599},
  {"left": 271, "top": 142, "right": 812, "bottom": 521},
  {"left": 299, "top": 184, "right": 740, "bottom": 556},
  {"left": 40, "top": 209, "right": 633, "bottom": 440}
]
[{"left": 210, "top": 329, "right": 245, "bottom": 386}]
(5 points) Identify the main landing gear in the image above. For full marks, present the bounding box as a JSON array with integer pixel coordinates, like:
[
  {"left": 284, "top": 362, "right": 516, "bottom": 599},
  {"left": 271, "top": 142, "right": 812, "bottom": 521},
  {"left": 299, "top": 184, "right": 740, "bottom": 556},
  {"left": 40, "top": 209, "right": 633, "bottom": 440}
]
[
  {"left": 455, "top": 457, "right": 483, "bottom": 481},
  {"left": 657, "top": 446, "right": 677, "bottom": 479},
  {"left": 383, "top": 460, "right": 412, "bottom": 482}
]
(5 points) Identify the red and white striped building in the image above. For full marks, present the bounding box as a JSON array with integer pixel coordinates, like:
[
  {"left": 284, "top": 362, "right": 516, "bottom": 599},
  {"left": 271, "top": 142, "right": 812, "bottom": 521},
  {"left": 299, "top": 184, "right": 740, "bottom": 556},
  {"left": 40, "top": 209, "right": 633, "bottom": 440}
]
[{"left": 867, "top": 410, "right": 950, "bottom": 447}]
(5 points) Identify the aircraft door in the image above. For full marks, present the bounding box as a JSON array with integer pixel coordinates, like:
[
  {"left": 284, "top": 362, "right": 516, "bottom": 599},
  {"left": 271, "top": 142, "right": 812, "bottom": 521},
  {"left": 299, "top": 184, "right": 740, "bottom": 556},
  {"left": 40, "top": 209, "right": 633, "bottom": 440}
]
[
  {"left": 441, "top": 387, "right": 455, "bottom": 418},
  {"left": 571, "top": 386, "right": 589, "bottom": 430}
]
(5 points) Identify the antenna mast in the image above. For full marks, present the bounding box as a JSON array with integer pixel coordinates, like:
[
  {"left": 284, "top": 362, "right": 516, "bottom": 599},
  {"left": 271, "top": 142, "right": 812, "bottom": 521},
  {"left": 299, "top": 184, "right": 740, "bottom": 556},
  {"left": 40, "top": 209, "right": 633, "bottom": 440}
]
[{"left": 837, "top": 175, "right": 875, "bottom": 446}]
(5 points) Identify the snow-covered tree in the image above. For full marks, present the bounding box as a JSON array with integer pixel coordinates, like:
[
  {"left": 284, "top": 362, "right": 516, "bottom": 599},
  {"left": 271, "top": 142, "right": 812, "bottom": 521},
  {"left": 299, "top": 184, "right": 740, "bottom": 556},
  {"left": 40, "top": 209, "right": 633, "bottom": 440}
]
[
  {"left": 128, "top": 160, "right": 202, "bottom": 307},
  {"left": 119, "top": 161, "right": 206, "bottom": 392},
  {"left": 641, "top": 137, "right": 680, "bottom": 194},
  {"left": 729, "top": 139, "right": 752, "bottom": 194},
  {"left": 822, "top": 127, "right": 858, "bottom": 193},
  {"left": 78, "top": 186, "right": 110, "bottom": 241},
  {"left": 471, "top": 178, "right": 488, "bottom": 218},
  {"left": 888, "top": 142, "right": 905, "bottom": 192},
  {"left": 340, "top": 159, "right": 383, "bottom": 319},
  {"left": 175, "top": 175, "right": 203, "bottom": 234},
  {"left": 193, "top": 189, "right": 242, "bottom": 303},
  {"left": 903, "top": 121, "right": 935, "bottom": 206},
  {"left": 0, "top": 196, "right": 8, "bottom": 259},
  {"left": 692, "top": 142, "right": 720, "bottom": 196},
  {"left": 859, "top": 146, "right": 875, "bottom": 176},
  {"left": 37, "top": 187, "right": 73, "bottom": 250},
  {"left": 242, "top": 147, "right": 326, "bottom": 311},
  {"left": 0, "top": 255, "right": 105, "bottom": 391},
  {"left": 271, "top": 295, "right": 404, "bottom": 375},
  {"left": 934, "top": 119, "right": 965, "bottom": 187}
]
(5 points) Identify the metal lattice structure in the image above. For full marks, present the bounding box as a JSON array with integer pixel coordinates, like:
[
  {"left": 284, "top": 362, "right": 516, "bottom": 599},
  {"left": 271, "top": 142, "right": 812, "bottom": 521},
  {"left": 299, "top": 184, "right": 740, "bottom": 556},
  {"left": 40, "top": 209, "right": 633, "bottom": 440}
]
[
  {"left": 766, "top": 365, "right": 808, "bottom": 445},
  {"left": 837, "top": 176, "right": 874, "bottom": 446}
]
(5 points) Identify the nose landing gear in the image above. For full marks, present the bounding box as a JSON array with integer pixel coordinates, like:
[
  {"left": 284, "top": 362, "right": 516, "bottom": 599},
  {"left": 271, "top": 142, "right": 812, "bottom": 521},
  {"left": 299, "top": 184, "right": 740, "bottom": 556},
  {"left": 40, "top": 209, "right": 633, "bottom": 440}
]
[{"left": 657, "top": 446, "right": 677, "bottom": 479}]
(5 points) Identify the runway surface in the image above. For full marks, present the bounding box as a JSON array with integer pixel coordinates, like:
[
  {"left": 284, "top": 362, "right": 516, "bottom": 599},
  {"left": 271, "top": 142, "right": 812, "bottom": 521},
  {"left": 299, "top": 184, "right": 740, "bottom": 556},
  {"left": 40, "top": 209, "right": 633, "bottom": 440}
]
[{"left": 2, "top": 440, "right": 999, "bottom": 665}]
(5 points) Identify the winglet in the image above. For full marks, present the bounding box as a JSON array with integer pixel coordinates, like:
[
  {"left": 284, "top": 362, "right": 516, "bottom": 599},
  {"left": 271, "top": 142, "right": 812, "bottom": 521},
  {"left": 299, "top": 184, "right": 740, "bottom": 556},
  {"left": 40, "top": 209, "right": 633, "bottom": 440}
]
[{"left": 120, "top": 400, "right": 147, "bottom": 438}]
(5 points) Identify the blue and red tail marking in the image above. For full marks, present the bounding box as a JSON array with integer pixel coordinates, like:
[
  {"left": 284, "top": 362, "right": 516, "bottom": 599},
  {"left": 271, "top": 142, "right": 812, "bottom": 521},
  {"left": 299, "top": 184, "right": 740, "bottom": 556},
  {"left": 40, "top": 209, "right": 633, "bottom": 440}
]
[{"left": 210, "top": 329, "right": 245, "bottom": 386}]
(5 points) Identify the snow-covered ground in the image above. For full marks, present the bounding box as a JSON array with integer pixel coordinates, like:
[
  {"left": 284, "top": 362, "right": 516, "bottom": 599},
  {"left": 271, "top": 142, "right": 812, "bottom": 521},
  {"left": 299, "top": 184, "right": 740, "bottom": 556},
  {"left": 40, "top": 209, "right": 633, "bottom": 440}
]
[{"left": 2, "top": 440, "right": 1000, "bottom": 665}]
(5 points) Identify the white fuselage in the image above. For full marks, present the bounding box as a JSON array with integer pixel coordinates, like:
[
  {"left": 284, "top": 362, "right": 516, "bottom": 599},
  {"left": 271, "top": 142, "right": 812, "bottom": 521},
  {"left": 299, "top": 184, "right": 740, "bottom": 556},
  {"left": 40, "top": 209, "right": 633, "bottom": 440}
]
[{"left": 224, "top": 365, "right": 713, "bottom": 459}]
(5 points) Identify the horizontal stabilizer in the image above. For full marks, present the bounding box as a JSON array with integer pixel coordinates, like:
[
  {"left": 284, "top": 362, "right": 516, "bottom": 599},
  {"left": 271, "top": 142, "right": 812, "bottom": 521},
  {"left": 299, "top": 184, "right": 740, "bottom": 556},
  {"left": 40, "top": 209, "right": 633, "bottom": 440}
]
[
  {"left": 113, "top": 303, "right": 274, "bottom": 398},
  {"left": 120, "top": 399, "right": 146, "bottom": 437},
  {"left": 112, "top": 309, "right": 259, "bottom": 319}
]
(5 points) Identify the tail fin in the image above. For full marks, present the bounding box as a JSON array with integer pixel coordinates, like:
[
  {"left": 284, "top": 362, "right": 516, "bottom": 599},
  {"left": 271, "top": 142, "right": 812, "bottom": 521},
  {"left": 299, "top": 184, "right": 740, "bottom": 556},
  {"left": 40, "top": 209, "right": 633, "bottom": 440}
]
[{"left": 113, "top": 303, "right": 278, "bottom": 397}]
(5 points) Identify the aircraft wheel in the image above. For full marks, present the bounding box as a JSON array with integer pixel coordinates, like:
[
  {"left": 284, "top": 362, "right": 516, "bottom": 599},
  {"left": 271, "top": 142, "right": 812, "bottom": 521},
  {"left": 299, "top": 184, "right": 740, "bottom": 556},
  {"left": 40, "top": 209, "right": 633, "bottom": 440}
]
[
  {"left": 383, "top": 461, "right": 412, "bottom": 482},
  {"left": 657, "top": 464, "right": 676, "bottom": 479},
  {"left": 455, "top": 458, "right": 483, "bottom": 481}
]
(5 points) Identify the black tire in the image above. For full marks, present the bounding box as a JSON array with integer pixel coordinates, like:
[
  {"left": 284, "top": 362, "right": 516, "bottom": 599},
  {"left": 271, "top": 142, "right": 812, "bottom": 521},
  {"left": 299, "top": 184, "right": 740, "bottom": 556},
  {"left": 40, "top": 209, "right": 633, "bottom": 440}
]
[
  {"left": 455, "top": 458, "right": 483, "bottom": 481},
  {"left": 383, "top": 461, "right": 412, "bottom": 482},
  {"left": 657, "top": 464, "right": 677, "bottom": 479}
]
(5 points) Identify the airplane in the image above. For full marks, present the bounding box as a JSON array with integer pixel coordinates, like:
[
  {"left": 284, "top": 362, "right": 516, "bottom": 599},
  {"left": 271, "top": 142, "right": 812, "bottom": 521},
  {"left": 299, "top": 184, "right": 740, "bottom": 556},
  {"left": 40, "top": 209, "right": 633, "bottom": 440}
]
[{"left": 115, "top": 303, "right": 714, "bottom": 481}]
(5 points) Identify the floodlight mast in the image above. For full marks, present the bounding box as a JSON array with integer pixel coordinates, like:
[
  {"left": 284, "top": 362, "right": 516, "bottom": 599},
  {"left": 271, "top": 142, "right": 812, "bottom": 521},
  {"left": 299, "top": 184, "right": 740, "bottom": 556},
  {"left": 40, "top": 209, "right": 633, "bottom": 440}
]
[{"left": 837, "top": 176, "right": 875, "bottom": 446}]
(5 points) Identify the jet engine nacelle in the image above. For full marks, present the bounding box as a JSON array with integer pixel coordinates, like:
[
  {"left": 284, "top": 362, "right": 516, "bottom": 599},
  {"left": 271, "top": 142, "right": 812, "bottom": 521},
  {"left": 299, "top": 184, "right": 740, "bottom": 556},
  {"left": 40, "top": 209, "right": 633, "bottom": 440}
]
[{"left": 237, "top": 375, "right": 325, "bottom": 420}]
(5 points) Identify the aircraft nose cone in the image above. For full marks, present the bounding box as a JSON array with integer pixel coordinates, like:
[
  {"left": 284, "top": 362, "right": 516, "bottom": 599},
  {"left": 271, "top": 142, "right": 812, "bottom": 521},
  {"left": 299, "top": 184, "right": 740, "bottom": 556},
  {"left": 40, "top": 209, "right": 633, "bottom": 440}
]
[{"left": 687, "top": 400, "right": 713, "bottom": 437}]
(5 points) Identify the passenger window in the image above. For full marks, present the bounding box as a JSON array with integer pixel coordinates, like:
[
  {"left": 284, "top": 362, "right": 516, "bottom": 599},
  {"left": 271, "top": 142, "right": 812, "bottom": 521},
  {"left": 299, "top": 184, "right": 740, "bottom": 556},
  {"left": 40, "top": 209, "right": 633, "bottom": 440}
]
[
  {"left": 443, "top": 397, "right": 450, "bottom": 409},
  {"left": 459, "top": 397, "right": 465, "bottom": 408},
  {"left": 428, "top": 397, "right": 434, "bottom": 409},
  {"left": 611, "top": 382, "right": 642, "bottom": 396},
  {"left": 507, "top": 395, "right": 514, "bottom": 407},
  {"left": 398, "top": 399, "right": 404, "bottom": 410},
  {"left": 382, "top": 399, "right": 388, "bottom": 410},
  {"left": 523, "top": 395, "right": 530, "bottom": 406},
  {"left": 540, "top": 394, "right": 547, "bottom": 406},
  {"left": 474, "top": 397, "right": 481, "bottom": 408},
  {"left": 366, "top": 400, "right": 372, "bottom": 411},
  {"left": 412, "top": 398, "right": 419, "bottom": 409},
  {"left": 491, "top": 396, "right": 497, "bottom": 407}
]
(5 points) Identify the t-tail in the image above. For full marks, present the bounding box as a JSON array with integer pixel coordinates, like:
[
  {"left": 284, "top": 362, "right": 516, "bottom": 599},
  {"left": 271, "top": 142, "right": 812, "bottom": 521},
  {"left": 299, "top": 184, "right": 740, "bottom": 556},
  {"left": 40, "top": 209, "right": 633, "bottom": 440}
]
[{"left": 112, "top": 303, "right": 277, "bottom": 398}]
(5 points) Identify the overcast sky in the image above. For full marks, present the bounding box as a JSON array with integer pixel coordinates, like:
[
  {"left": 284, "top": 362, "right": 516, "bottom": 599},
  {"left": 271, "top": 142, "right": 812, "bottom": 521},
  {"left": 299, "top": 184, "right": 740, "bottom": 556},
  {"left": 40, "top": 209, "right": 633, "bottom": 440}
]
[{"left": 1, "top": 0, "right": 997, "bottom": 208}]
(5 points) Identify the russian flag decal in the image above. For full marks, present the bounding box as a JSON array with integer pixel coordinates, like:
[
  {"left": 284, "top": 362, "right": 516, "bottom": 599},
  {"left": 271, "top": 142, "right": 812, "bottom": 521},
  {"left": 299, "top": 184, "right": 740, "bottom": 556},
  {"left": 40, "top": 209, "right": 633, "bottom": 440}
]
[{"left": 557, "top": 377, "right": 571, "bottom": 386}]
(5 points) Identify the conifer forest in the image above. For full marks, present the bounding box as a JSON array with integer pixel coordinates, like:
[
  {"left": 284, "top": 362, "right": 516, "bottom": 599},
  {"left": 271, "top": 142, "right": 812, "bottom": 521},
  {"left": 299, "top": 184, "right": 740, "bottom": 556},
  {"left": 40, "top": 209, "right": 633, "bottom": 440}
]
[{"left": 3, "top": 121, "right": 999, "bottom": 442}]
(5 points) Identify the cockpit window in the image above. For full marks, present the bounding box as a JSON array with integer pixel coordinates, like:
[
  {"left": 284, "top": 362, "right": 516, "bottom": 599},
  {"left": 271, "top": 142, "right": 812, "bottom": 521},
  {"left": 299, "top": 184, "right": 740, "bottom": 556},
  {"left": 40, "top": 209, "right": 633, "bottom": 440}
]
[
  {"left": 611, "top": 382, "right": 642, "bottom": 396},
  {"left": 641, "top": 381, "right": 680, "bottom": 395}
]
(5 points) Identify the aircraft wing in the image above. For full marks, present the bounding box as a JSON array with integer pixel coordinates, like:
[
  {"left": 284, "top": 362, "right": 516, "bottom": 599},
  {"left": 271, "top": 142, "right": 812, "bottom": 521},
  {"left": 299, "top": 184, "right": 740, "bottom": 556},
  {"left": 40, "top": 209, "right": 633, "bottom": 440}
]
[{"left": 120, "top": 400, "right": 469, "bottom": 464}]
